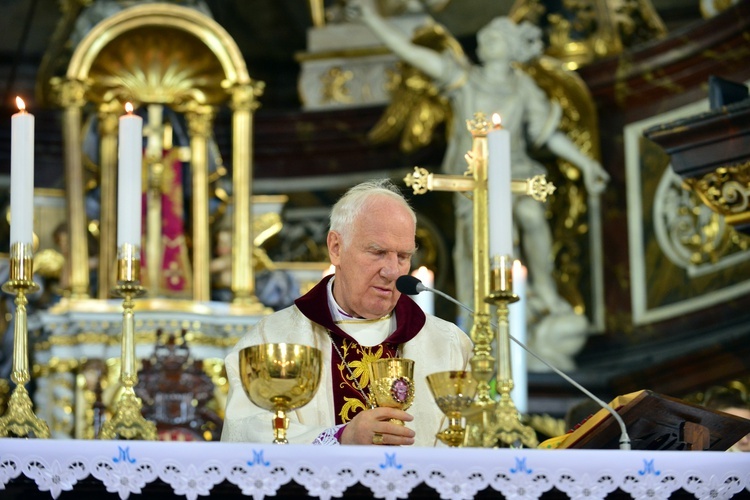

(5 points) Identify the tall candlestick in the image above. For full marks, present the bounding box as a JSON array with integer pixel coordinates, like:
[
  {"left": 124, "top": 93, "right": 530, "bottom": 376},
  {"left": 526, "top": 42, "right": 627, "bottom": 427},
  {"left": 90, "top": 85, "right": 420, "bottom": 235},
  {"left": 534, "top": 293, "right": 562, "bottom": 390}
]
[
  {"left": 10, "top": 97, "right": 34, "bottom": 247},
  {"left": 509, "top": 260, "right": 528, "bottom": 414},
  {"left": 411, "top": 266, "right": 434, "bottom": 315},
  {"left": 117, "top": 103, "right": 143, "bottom": 248},
  {"left": 487, "top": 113, "right": 513, "bottom": 258}
]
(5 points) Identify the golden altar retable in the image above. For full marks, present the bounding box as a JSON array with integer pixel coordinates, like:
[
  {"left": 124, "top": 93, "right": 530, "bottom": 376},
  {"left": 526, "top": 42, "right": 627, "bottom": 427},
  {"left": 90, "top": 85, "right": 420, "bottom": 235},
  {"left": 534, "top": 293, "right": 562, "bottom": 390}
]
[{"left": 19, "top": 3, "right": 276, "bottom": 440}]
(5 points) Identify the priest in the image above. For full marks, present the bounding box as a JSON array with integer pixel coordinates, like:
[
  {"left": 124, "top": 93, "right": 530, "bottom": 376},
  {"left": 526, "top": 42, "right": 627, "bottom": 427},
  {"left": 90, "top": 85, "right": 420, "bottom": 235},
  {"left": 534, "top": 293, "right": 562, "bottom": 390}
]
[{"left": 221, "top": 179, "right": 473, "bottom": 446}]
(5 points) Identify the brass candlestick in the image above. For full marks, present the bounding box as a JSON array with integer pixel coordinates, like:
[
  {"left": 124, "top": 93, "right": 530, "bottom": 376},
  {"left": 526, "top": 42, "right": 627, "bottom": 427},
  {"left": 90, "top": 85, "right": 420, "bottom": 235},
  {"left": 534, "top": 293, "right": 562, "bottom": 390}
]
[
  {"left": 484, "top": 255, "right": 537, "bottom": 448},
  {"left": 98, "top": 243, "right": 157, "bottom": 440},
  {"left": 0, "top": 242, "right": 50, "bottom": 438}
]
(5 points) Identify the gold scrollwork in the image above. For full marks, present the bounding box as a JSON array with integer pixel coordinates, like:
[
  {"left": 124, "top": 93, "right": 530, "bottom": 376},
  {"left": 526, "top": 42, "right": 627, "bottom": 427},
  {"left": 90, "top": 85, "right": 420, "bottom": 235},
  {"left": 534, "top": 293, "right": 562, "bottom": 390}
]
[
  {"left": 322, "top": 67, "right": 354, "bottom": 105},
  {"left": 685, "top": 161, "right": 750, "bottom": 219}
]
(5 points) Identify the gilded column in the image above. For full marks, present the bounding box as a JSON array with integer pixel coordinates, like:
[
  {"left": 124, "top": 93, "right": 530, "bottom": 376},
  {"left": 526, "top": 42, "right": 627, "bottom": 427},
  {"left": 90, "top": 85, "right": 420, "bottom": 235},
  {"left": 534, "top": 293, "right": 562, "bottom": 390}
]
[
  {"left": 97, "top": 102, "right": 120, "bottom": 298},
  {"left": 53, "top": 78, "right": 90, "bottom": 298},
  {"left": 185, "top": 105, "right": 215, "bottom": 302},
  {"left": 228, "top": 82, "right": 265, "bottom": 309}
]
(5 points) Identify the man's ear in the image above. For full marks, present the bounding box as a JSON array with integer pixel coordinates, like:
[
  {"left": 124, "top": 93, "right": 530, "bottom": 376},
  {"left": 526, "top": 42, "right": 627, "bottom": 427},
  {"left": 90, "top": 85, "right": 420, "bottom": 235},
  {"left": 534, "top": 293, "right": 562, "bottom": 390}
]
[{"left": 327, "top": 231, "right": 341, "bottom": 265}]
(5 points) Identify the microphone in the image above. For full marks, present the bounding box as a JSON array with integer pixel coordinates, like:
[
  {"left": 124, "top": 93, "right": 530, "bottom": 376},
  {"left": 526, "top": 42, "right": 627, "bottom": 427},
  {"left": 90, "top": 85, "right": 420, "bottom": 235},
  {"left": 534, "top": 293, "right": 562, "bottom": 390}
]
[{"left": 396, "top": 274, "right": 632, "bottom": 450}]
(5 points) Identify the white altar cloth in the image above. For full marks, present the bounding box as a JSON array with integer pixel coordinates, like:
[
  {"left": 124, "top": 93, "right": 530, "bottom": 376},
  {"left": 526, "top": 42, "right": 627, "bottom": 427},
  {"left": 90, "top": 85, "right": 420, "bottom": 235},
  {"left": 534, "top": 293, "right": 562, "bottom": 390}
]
[{"left": 1, "top": 438, "right": 749, "bottom": 499}]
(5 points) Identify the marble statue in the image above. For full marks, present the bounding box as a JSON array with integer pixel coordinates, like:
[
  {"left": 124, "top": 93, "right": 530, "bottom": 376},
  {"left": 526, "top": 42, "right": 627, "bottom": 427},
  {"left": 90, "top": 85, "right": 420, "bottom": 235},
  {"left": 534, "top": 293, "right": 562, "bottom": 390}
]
[{"left": 347, "top": 0, "right": 610, "bottom": 370}]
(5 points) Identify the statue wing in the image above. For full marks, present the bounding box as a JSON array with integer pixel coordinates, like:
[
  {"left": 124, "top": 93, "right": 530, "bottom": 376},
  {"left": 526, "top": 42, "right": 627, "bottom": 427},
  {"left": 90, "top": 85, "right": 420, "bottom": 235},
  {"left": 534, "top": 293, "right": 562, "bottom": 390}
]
[
  {"left": 521, "top": 55, "right": 601, "bottom": 164},
  {"left": 520, "top": 55, "right": 601, "bottom": 314},
  {"left": 368, "top": 22, "right": 463, "bottom": 153}
]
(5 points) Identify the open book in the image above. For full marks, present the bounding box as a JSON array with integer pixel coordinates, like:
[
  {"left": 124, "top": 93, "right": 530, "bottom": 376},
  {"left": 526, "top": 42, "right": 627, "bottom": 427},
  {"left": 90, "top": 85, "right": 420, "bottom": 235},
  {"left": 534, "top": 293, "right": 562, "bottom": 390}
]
[{"left": 558, "top": 390, "right": 750, "bottom": 451}]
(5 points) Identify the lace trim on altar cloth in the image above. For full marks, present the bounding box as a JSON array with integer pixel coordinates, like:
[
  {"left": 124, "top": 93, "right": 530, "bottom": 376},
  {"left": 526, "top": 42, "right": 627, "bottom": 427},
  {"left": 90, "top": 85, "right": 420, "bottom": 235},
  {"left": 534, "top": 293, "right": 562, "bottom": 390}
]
[
  {"left": 312, "top": 424, "right": 345, "bottom": 445},
  {"left": 1, "top": 440, "right": 749, "bottom": 500}
]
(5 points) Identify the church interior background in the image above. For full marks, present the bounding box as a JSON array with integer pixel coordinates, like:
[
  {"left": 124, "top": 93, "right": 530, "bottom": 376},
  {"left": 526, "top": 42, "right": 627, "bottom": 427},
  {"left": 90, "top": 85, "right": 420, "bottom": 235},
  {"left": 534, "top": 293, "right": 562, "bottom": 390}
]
[{"left": 0, "top": 0, "right": 749, "bottom": 444}]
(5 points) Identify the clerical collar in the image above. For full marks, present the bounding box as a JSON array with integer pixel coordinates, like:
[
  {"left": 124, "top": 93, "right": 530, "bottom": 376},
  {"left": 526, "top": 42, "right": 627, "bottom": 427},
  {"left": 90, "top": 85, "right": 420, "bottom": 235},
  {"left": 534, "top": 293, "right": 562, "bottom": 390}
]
[
  {"left": 294, "top": 274, "right": 426, "bottom": 346},
  {"left": 326, "top": 277, "right": 395, "bottom": 346},
  {"left": 326, "top": 277, "right": 393, "bottom": 324}
]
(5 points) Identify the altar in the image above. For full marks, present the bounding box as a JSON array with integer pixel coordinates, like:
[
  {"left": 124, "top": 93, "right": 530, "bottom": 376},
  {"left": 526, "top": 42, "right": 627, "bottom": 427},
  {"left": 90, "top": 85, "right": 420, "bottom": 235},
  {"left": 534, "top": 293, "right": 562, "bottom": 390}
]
[
  {"left": 1, "top": 438, "right": 749, "bottom": 499},
  {"left": 31, "top": 298, "right": 267, "bottom": 440}
]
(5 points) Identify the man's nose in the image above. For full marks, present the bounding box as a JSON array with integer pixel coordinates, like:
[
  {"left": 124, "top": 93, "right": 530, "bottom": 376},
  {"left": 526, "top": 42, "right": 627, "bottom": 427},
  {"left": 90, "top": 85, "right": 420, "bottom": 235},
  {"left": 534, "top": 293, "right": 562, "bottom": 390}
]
[{"left": 380, "top": 253, "right": 400, "bottom": 279}]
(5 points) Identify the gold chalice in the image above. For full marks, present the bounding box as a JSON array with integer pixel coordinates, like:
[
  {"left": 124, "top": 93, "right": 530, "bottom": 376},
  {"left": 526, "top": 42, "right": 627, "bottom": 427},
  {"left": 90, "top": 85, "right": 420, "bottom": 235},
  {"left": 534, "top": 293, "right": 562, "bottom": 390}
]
[
  {"left": 368, "top": 358, "right": 415, "bottom": 425},
  {"left": 426, "top": 370, "right": 477, "bottom": 447},
  {"left": 239, "top": 343, "right": 322, "bottom": 444}
]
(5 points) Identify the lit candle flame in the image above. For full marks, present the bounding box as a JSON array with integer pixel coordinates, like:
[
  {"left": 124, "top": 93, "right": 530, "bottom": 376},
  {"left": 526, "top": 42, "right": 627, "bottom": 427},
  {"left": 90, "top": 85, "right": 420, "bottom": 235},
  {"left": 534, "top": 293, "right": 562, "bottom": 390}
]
[
  {"left": 125, "top": 102, "right": 134, "bottom": 114},
  {"left": 16, "top": 96, "right": 26, "bottom": 112},
  {"left": 492, "top": 113, "right": 502, "bottom": 128}
]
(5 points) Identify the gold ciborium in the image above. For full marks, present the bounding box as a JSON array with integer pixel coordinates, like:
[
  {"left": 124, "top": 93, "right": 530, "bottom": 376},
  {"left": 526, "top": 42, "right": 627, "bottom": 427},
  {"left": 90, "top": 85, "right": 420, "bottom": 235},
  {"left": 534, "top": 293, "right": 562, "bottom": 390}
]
[
  {"left": 239, "top": 343, "right": 322, "bottom": 444},
  {"left": 427, "top": 370, "right": 478, "bottom": 447},
  {"left": 368, "top": 358, "right": 415, "bottom": 425}
]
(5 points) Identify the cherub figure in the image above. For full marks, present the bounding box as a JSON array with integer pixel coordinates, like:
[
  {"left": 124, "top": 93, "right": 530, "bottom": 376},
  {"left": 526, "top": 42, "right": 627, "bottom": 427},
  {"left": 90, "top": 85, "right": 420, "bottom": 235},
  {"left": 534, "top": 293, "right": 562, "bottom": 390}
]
[{"left": 347, "top": 1, "right": 609, "bottom": 334}]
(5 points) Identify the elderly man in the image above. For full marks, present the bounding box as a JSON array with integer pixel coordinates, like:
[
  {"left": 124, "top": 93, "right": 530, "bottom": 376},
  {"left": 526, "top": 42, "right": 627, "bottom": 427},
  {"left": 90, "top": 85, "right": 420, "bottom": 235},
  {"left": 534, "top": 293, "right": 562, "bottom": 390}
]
[{"left": 221, "top": 179, "right": 473, "bottom": 446}]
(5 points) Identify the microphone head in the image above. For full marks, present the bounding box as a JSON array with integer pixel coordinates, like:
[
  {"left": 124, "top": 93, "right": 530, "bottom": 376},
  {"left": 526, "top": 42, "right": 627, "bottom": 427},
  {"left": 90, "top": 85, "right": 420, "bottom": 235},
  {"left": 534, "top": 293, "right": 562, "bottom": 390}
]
[{"left": 396, "top": 275, "right": 422, "bottom": 295}]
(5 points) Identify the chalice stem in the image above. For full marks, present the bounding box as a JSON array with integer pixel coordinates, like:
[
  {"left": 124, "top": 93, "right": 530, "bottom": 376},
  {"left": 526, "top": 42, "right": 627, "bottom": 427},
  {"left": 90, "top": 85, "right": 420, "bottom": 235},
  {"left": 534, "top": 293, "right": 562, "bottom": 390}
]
[
  {"left": 273, "top": 409, "right": 289, "bottom": 444},
  {"left": 448, "top": 415, "right": 462, "bottom": 431}
]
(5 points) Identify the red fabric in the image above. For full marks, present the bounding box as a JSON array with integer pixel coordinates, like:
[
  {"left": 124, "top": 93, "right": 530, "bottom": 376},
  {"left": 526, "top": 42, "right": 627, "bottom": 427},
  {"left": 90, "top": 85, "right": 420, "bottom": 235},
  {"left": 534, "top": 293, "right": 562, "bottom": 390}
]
[{"left": 140, "top": 151, "right": 191, "bottom": 295}]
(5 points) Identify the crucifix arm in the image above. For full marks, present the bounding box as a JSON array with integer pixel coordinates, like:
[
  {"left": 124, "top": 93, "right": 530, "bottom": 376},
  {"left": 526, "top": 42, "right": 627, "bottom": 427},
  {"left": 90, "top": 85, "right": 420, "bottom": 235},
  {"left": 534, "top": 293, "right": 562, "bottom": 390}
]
[{"left": 404, "top": 167, "right": 554, "bottom": 202}]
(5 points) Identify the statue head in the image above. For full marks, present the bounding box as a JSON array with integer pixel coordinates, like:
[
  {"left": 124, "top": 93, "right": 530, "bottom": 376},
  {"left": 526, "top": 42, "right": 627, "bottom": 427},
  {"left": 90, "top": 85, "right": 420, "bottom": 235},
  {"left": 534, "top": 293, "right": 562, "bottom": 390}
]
[{"left": 476, "top": 17, "right": 543, "bottom": 64}]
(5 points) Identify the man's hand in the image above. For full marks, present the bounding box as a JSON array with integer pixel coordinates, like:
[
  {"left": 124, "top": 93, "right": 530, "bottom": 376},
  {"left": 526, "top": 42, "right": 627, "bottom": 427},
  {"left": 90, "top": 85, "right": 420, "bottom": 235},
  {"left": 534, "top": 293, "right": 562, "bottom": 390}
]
[{"left": 340, "top": 407, "right": 416, "bottom": 446}]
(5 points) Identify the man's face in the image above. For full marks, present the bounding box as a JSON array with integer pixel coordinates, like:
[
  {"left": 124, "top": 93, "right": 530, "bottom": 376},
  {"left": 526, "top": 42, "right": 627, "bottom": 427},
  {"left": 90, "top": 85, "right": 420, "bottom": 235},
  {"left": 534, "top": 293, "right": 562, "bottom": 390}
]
[{"left": 328, "top": 195, "right": 416, "bottom": 319}]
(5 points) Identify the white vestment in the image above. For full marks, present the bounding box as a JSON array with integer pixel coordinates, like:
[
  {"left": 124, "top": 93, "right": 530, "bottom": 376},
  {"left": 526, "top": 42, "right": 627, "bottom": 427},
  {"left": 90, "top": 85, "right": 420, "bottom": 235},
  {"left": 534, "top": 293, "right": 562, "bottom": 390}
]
[{"left": 221, "top": 303, "right": 473, "bottom": 447}]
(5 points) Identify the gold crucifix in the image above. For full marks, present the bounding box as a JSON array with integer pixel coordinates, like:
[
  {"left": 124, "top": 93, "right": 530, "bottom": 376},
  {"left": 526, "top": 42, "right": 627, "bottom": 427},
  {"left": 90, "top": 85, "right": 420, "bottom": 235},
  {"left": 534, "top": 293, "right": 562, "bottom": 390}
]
[{"left": 403, "top": 112, "right": 554, "bottom": 448}]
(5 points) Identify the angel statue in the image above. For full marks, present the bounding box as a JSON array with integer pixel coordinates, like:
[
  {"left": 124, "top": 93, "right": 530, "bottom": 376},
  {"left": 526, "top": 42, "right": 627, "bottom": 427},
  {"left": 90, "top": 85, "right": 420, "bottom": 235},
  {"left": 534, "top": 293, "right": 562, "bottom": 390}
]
[{"left": 347, "top": 0, "right": 611, "bottom": 370}]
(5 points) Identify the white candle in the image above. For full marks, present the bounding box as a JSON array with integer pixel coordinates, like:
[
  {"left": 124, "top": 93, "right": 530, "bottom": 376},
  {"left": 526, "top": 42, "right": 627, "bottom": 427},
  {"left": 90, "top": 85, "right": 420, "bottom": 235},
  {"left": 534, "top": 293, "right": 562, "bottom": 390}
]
[
  {"left": 410, "top": 266, "right": 434, "bottom": 315},
  {"left": 509, "top": 260, "right": 528, "bottom": 414},
  {"left": 487, "top": 113, "right": 513, "bottom": 258},
  {"left": 10, "top": 97, "right": 34, "bottom": 247},
  {"left": 117, "top": 102, "right": 143, "bottom": 248}
]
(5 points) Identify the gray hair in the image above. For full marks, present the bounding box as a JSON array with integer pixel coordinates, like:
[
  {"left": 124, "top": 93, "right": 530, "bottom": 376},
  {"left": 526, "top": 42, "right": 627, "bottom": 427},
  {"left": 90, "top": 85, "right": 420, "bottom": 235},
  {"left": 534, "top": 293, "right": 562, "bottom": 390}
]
[{"left": 329, "top": 179, "right": 416, "bottom": 247}]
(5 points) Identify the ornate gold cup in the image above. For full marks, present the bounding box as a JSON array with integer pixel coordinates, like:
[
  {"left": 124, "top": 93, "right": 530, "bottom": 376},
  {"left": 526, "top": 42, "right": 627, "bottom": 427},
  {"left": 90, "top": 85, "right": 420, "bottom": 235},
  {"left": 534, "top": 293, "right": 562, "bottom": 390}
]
[
  {"left": 427, "top": 370, "right": 478, "bottom": 447},
  {"left": 368, "top": 358, "right": 415, "bottom": 425},
  {"left": 239, "top": 343, "right": 322, "bottom": 444}
]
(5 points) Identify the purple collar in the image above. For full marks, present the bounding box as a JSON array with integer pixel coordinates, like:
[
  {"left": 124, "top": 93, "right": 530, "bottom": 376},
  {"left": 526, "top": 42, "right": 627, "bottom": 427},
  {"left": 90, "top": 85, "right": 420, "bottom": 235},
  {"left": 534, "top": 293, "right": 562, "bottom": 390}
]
[{"left": 294, "top": 274, "right": 426, "bottom": 344}]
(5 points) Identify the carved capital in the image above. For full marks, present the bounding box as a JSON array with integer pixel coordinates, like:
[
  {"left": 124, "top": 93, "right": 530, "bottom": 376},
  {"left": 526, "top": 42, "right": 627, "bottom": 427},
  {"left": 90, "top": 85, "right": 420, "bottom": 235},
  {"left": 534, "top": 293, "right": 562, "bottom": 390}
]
[
  {"left": 184, "top": 105, "right": 216, "bottom": 137},
  {"left": 97, "top": 106, "right": 120, "bottom": 136},
  {"left": 50, "top": 77, "right": 89, "bottom": 108},
  {"left": 226, "top": 80, "right": 265, "bottom": 112}
]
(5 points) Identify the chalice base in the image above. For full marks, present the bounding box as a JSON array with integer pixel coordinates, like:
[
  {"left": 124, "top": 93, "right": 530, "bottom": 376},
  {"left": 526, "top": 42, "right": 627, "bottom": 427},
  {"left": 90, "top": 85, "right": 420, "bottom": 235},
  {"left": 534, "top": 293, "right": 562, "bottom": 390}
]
[{"left": 436, "top": 427, "right": 465, "bottom": 448}]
